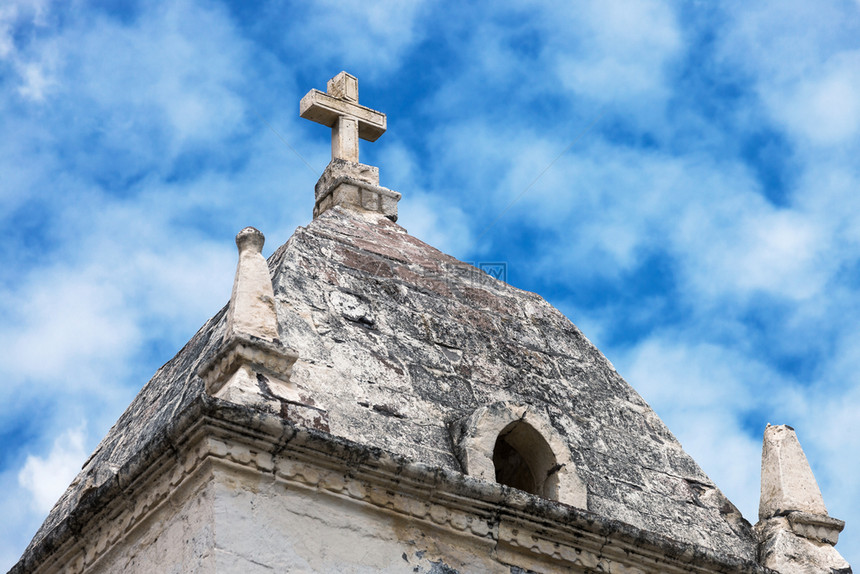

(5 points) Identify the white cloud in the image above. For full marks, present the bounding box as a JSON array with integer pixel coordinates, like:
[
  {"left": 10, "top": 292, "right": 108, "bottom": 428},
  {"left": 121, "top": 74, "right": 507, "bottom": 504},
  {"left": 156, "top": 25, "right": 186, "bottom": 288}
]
[
  {"left": 16, "top": 60, "right": 55, "bottom": 101},
  {"left": 290, "top": 0, "right": 428, "bottom": 76},
  {"left": 73, "top": 2, "right": 247, "bottom": 145},
  {"left": 769, "top": 51, "right": 860, "bottom": 146},
  {"left": 0, "top": 6, "right": 15, "bottom": 59},
  {"left": 398, "top": 191, "right": 474, "bottom": 258},
  {"left": 18, "top": 425, "right": 88, "bottom": 513},
  {"left": 622, "top": 337, "right": 768, "bottom": 413},
  {"left": 0, "top": 271, "right": 139, "bottom": 382},
  {"left": 0, "top": 0, "right": 50, "bottom": 60},
  {"left": 0, "top": 235, "right": 234, "bottom": 407},
  {"left": 483, "top": 135, "right": 852, "bottom": 308},
  {"left": 1, "top": 0, "right": 56, "bottom": 100},
  {"left": 718, "top": 0, "right": 860, "bottom": 148},
  {"left": 676, "top": 200, "right": 831, "bottom": 302},
  {"left": 548, "top": 0, "right": 681, "bottom": 102},
  {"left": 4, "top": 0, "right": 252, "bottom": 163}
]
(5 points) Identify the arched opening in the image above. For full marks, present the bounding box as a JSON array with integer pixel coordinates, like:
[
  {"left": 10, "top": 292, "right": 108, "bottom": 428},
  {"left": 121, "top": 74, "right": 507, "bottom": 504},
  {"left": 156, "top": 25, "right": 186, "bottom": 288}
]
[
  {"left": 492, "top": 420, "right": 560, "bottom": 499},
  {"left": 455, "top": 402, "right": 587, "bottom": 508},
  {"left": 493, "top": 435, "right": 537, "bottom": 494}
]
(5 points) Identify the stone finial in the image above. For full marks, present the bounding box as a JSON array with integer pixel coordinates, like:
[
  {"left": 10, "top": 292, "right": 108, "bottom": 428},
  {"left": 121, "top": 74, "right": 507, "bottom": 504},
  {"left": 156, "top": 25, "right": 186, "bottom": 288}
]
[
  {"left": 759, "top": 424, "right": 827, "bottom": 520},
  {"left": 300, "top": 72, "right": 400, "bottom": 221},
  {"left": 755, "top": 424, "right": 851, "bottom": 573},
  {"left": 225, "top": 227, "right": 280, "bottom": 342},
  {"left": 198, "top": 228, "right": 327, "bottom": 429}
]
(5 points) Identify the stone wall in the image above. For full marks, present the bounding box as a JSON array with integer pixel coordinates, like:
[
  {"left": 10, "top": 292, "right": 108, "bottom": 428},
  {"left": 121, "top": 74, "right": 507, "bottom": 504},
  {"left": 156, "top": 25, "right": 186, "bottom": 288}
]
[
  {"left": 210, "top": 464, "right": 505, "bottom": 573},
  {"left": 87, "top": 471, "right": 215, "bottom": 573}
]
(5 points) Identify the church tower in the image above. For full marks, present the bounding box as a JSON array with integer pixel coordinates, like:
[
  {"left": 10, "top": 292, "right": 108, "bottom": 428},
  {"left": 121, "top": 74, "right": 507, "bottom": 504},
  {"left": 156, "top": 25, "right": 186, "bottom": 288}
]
[{"left": 10, "top": 73, "right": 851, "bottom": 574}]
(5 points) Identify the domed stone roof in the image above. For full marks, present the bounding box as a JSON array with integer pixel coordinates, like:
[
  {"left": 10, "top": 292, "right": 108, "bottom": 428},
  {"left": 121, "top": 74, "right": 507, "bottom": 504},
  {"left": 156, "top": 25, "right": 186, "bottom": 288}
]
[{"left": 22, "top": 204, "right": 758, "bottom": 564}]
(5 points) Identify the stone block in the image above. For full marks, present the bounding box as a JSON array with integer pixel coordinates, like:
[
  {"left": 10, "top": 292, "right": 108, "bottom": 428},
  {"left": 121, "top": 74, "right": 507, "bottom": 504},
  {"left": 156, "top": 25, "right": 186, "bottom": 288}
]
[
  {"left": 314, "top": 159, "right": 379, "bottom": 200},
  {"left": 333, "top": 182, "right": 360, "bottom": 207},
  {"left": 755, "top": 517, "right": 851, "bottom": 573},
  {"left": 361, "top": 188, "right": 376, "bottom": 210},
  {"left": 313, "top": 159, "right": 400, "bottom": 221}
]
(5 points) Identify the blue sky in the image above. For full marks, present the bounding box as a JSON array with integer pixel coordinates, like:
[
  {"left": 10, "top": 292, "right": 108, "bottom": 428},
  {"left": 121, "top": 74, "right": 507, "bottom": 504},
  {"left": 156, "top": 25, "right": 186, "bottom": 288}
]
[{"left": 1, "top": 0, "right": 859, "bottom": 568}]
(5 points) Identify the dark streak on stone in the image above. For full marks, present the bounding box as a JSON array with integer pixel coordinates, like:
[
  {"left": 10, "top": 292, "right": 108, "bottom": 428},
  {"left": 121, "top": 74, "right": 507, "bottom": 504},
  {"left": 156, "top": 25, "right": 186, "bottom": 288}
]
[{"left": 372, "top": 404, "right": 406, "bottom": 419}]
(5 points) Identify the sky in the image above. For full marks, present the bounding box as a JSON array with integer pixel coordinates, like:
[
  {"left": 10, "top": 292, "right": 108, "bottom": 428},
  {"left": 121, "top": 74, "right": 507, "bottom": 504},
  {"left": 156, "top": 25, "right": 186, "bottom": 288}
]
[{"left": 1, "top": 0, "right": 859, "bottom": 568}]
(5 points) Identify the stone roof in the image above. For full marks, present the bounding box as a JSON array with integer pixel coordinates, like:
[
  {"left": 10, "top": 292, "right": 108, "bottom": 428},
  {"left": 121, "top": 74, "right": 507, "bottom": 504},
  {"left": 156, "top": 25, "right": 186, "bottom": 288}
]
[{"left": 20, "top": 205, "right": 759, "bottom": 564}]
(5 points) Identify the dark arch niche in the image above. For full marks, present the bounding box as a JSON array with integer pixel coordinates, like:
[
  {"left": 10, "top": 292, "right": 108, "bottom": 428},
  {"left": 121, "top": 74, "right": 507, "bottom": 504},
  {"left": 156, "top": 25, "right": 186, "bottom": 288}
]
[
  {"left": 452, "top": 402, "right": 587, "bottom": 508},
  {"left": 492, "top": 420, "right": 560, "bottom": 499}
]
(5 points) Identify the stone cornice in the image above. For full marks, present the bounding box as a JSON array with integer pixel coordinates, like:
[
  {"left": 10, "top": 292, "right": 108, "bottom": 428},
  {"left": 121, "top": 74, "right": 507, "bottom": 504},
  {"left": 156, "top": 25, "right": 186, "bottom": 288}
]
[
  {"left": 787, "top": 511, "right": 845, "bottom": 545},
  {"left": 10, "top": 397, "right": 772, "bottom": 574},
  {"left": 197, "top": 333, "right": 299, "bottom": 396}
]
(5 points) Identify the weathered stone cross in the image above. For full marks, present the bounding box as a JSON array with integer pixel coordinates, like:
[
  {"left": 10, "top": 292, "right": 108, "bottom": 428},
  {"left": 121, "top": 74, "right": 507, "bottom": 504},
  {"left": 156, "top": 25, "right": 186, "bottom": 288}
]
[
  {"left": 299, "top": 71, "right": 386, "bottom": 164},
  {"left": 299, "top": 72, "right": 400, "bottom": 221}
]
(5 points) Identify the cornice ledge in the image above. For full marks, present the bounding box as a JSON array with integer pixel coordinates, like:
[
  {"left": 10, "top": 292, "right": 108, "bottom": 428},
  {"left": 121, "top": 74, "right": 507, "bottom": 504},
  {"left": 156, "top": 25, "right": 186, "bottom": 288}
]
[
  {"left": 11, "top": 397, "right": 773, "bottom": 574},
  {"left": 197, "top": 333, "right": 299, "bottom": 396},
  {"left": 198, "top": 399, "right": 772, "bottom": 574}
]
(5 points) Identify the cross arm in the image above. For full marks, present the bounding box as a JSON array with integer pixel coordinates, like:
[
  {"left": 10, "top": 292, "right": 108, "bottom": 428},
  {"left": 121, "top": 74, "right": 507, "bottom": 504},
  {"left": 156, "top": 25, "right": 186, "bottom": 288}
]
[{"left": 299, "top": 89, "right": 387, "bottom": 142}]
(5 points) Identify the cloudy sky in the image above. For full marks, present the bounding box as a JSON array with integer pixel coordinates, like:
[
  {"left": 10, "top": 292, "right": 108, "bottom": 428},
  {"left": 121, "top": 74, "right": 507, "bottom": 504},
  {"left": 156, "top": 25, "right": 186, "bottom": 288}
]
[{"left": 2, "top": 0, "right": 859, "bottom": 568}]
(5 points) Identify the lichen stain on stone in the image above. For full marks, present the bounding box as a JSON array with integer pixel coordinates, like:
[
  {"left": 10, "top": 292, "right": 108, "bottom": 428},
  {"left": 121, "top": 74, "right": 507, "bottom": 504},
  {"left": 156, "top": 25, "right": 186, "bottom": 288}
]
[
  {"left": 427, "top": 560, "right": 460, "bottom": 574},
  {"left": 340, "top": 246, "right": 396, "bottom": 278}
]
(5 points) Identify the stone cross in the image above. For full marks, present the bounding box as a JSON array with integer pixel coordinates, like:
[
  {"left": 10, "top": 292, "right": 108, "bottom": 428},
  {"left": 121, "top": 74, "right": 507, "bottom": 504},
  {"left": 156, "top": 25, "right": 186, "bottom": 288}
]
[{"left": 300, "top": 72, "right": 386, "bottom": 164}]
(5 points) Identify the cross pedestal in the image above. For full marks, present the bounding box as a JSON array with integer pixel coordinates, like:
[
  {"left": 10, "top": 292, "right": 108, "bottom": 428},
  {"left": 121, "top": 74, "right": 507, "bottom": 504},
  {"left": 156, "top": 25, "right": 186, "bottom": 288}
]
[{"left": 300, "top": 72, "right": 401, "bottom": 221}]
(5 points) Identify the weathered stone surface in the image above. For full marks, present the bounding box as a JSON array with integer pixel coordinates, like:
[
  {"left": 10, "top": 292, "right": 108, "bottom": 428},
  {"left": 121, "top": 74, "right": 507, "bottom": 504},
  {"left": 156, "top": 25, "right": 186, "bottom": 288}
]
[
  {"left": 15, "top": 205, "right": 763, "bottom": 570},
  {"left": 198, "top": 334, "right": 298, "bottom": 397},
  {"left": 759, "top": 424, "right": 828, "bottom": 520},
  {"left": 315, "top": 158, "right": 380, "bottom": 194},
  {"left": 301, "top": 72, "right": 399, "bottom": 221},
  {"left": 786, "top": 511, "right": 845, "bottom": 545},
  {"left": 755, "top": 517, "right": 851, "bottom": 573}
]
